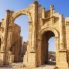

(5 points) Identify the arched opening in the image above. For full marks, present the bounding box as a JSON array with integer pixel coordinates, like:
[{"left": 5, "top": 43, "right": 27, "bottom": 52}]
[
  {"left": 11, "top": 15, "right": 29, "bottom": 63},
  {"left": 41, "top": 31, "right": 56, "bottom": 65},
  {"left": 15, "top": 15, "right": 29, "bottom": 42},
  {"left": 48, "top": 37, "right": 56, "bottom": 64}
]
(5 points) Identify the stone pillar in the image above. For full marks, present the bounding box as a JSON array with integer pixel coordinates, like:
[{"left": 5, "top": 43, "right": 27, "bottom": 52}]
[
  {"left": 8, "top": 51, "right": 14, "bottom": 64},
  {"left": 50, "top": 5, "right": 55, "bottom": 24},
  {"left": 26, "top": 1, "right": 38, "bottom": 67},
  {"left": 23, "top": 21, "right": 33, "bottom": 67},
  {"left": 28, "top": 21, "right": 34, "bottom": 53},
  {"left": 1, "top": 19, "right": 6, "bottom": 52},
  {"left": 59, "top": 15, "right": 65, "bottom": 50},
  {"left": 58, "top": 50, "right": 68, "bottom": 69},
  {"left": 0, "top": 52, "right": 5, "bottom": 66},
  {"left": 36, "top": 36, "right": 42, "bottom": 66},
  {"left": 50, "top": 5, "right": 54, "bottom": 15},
  {"left": 0, "top": 18, "right": 8, "bottom": 65},
  {"left": 57, "top": 15, "right": 68, "bottom": 69},
  {"left": 55, "top": 37, "right": 59, "bottom": 67},
  {"left": 3, "top": 10, "right": 14, "bottom": 65},
  {"left": 42, "top": 8, "right": 45, "bottom": 19}
]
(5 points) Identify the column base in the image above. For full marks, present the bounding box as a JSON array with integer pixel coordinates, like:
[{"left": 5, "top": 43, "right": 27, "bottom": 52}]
[
  {"left": 23, "top": 52, "right": 28, "bottom": 67},
  {"left": 57, "top": 50, "right": 69, "bottom": 69},
  {"left": 23, "top": 52, "right": 37, "bottom": 68},
  {"left": 57, "top": 62, "right": 68, "bottom": 69},
  {"left": 8, "top": 54, "right": 14, "bottom": 64},
  {"left": 0, "top": 52, "right": 5, "bottom": 66},
  {"left": 28, "top": 53, "right": 36, "bottom": 68}
]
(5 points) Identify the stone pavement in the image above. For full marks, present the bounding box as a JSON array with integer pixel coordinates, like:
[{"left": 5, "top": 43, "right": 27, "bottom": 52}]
[{"left": 0, "top": 64, "right": 55, "bottom": 69}]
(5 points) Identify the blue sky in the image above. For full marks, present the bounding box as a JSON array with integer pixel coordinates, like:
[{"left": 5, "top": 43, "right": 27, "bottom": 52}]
[{"left": 0, "top": 0, "right": 69, "bottom": 51}]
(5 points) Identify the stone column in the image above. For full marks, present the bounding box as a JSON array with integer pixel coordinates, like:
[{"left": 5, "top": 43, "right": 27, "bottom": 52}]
[
  {"left": 50, "top": 5, "right": 55, "bottom": 25},
  {"left": 0, "top": 18, "right": 8, "bottom": 65},
  {"left": 57, "top": 15, "right": 68, "bottom": 69},
  {"left": 55, "top": 37, "right": 59, "bottom": 67},
  {"left": 8, "top": 51, "right": 14, "bottom": 64},
  {"left": 0, "top": 19, "right": 6, "bottom": 52},
  {"left": 36, "top": 35, "right": 42, "bottom": 66},
  {"left": 42, "top": 8, "right": 45, "bottom": 19},
  {"left": 23, "top": 21, "right": 32, "bottom": 66},
  {"left": 59, "top": 15, "right": 65, "bottom": 50},
  {"left": 27, "top": 1, "right": 38, "bottom": 67},
  {"left": 28, "top": 21, "right": 34, "bottom": 53},
  {"left": 3, "top": 10, "right": 14, "bottom": 65}
]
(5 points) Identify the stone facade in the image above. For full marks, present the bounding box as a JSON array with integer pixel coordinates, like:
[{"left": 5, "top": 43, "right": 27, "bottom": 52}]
[{"left": 0, "top": 1, "right": 69, "bottom": 69}]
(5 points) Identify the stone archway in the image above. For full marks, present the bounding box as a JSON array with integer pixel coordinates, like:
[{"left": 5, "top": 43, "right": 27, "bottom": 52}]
[
  {"left": 1, "top": 2, "right": 68, "bottom": 69},
  {"left": 37, "top": 27, "right": 60, "bottom": 67},
  {"left": 12, "top": 9, "right": 32, "bottom": 22},
  {"left": 6, "top": 9, "right": 33, "bottom": 64},
  {"left": 41, "top": 31, "right": 56, "bottom": 65}
]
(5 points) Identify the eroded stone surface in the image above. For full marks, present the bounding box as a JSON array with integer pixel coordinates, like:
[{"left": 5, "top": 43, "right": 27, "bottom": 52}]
[{"left": 0, "top": 1, "right": 69, "bottom": 69}]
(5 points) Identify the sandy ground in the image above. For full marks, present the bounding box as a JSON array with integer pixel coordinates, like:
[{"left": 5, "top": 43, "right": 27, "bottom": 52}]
[{"left": 0, "top": 62, "right": 56, "bottom": 69}]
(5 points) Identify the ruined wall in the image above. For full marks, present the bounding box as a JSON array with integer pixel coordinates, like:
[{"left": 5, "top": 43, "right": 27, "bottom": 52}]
[
  {"left": 65, "top": 18, "right": 69, "bottom": 50},
  {"left": 7, "top": 23, "right": 22, "bottom": 62},
  {"left": 0, "top": 1, "right": 69, "bottom": 69}
]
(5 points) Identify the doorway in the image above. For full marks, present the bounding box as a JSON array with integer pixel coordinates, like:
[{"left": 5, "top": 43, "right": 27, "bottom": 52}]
[{"left": 41, "top": 31, "right": 56, "bottom": 65}]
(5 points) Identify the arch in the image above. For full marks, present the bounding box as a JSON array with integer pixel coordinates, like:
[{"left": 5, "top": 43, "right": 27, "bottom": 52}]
[
  {"left": 12, "top": 9, "right": 32, "bottom": 22},
  {"left": 10, "top": 9, "right": 32, "bottom": 63},
  {"left": 40, "top": 27, "right": 59, "bottom": 38},
  {"left": 41, "top": 31, "right": 56, "bottom": 65},
  {"left": 37, "top": 27, "right": 60, "bottom": 66}
]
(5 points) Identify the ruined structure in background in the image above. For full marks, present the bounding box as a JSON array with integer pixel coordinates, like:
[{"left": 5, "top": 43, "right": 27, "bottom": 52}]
[{"left": 0, "top": 1, "right": 69, "bottom": 69}]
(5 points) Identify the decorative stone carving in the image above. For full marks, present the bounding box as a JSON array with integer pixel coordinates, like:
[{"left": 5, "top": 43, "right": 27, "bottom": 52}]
[{"left": 0, "top": 1, "right": 68, "bottom": 69}]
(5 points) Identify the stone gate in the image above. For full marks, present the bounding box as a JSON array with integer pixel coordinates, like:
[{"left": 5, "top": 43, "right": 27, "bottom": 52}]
[{"left": 0, "top": 1, "right": 69, "bottom": 69}]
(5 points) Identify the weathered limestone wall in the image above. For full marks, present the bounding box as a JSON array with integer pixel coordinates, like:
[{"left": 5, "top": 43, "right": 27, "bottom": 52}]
[
  {"left": 0, "top": 1, "right": 68, "bottom": 69},
  {"left": 36, "top": 3, "right": 68, "bottom": 69},
  {"left": 65, "top": 18, "right": 69, "bottom": 50},
  {"left": 10, "top": 24, "right": 22, "bottom": 62}
]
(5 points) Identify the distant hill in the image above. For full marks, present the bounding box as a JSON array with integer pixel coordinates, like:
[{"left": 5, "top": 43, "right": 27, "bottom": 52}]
[{"left": 48, "top": 51, "right": 55, "bottom": 55}]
